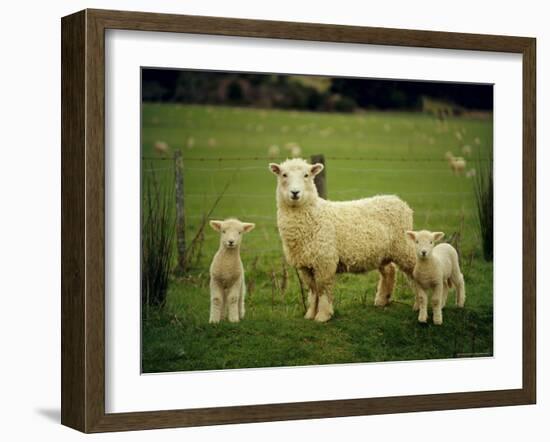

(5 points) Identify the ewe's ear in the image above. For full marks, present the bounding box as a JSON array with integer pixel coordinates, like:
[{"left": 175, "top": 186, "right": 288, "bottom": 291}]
[
  {"left": 209, "top": 220, "right": 223, "bottom": 232},
  {"left": 310, "top": 163, "right": 324, "bottom": 176},
  {"left": 269, "top": 163, "right": 281, "bottom": 175},
  {"left": 242, "top": 222, "right": 255, "bottom": 233},
  {"left": 406, "top": 231, "right": 416, "bottom": 240},
  {"left": 433, "top": 232, "right": 445, "bottom": 241}
]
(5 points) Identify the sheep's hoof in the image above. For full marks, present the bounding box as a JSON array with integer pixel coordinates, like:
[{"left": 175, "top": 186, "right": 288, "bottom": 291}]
[
  {"left": 412, "top": 303, "right": 419, "bottom": 312},
  {"left": 433, "top": 316, "right": 443, "bottom": 325},
  {"left": 418, "top": 314, "right": 428, "bottom": 324},
  {"left": 374, "top": 297, "right": 389, "bottom": 307},
  {"left": 314, "top": 311, "right": 332, "bottom": 323}
]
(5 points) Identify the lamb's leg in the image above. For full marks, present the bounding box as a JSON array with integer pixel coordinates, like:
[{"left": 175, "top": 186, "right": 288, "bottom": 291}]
[
  {"left": 455, "top": 273, "right": 466, "bottom": 307},
  {"left": 432, "top": 283, "right": 444, "bottom": 325},
  {"left": 209, "top": 280, "right": 224, "bottom": 324},
  {"left": 226, "top": 284, "right": 241, "bottom": 323},
  {"left": 442, "top": 281, "right": 450, "bottom": 308},
  {"left": 239, "top": 275, "right": 246, "bottom": 320},
  {"left": 416, "top": 285, "right": 429, "bottom": 323},
  {"left": 374, "top": 263, "right": 396, "bottom": 307},
  {"left": 407, "top": 274, "right": 420, "bottom": 311}
]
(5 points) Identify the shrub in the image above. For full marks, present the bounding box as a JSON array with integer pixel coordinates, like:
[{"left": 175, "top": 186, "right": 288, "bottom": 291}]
[
  {"left": 142, "top": 168, "right": 175, "bottom": 308},
  {"left": 473, "top": 153, "right": 493, "bottom": 261}
]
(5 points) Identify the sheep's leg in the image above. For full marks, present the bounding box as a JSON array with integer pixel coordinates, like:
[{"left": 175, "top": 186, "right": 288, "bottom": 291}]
[
  {"left": 315, "top": 278, "right": 335, "bottom": 323},
  {"left": 226, "top": 284, "right": 241, "bottom": 323},
  {"left": 239, "top": 275, "right": 246, "bottom": 320},
  {"left": 455, "top": 273, "right": 466, "bottom": 308},
  {"left": 416, "top": 285, "right": 429, "bottom": 323},
  {"left": 299, "top": 268, "right": 318, "bottom": 320},
  {"left": 209, "top": 280, "right": 224, "bottom": 324},
  {"left": 442, "top": 281, "right": 449, "bottom": 308},
  {"left": 304, "top": 290, "right": 318, "bottom": 320},
  {"left": 432, "top": 283, "right": 444, "bottom": 325},
  {"left": 409, "top": 277, "right": 421, "bottom": 312},
  {"left": 374, "top": 263, "right": 396, "bottom": 307}
]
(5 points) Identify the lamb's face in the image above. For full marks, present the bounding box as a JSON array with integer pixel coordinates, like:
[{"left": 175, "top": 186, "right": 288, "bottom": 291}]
[
  {"left": 406, "top": 230, "right": 445, "bottom": 260},
  {"left": 210, "top": 218, "right": 255, "bottom": 249},
  {"left": 269, "top": 159, "right": 324, "bottom": 207}
]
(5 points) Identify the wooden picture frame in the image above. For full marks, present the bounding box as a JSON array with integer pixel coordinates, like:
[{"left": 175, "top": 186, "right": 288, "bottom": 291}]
[{"left": 61, "top": 8, "right": 536, "bottom": 433}]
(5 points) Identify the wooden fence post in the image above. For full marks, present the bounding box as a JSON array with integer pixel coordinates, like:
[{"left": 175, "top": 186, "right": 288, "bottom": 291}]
[
  {"left": 174, "top": 150, "right": 186, "bottom": 274},
  {"left": 310, "top": 154, "right": 327, "bottom": 199}
]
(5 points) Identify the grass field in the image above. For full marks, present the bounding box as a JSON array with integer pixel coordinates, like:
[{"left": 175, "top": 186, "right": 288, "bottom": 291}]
[{"left": 141, "top": 103, "right": 493, "bottom": 373}]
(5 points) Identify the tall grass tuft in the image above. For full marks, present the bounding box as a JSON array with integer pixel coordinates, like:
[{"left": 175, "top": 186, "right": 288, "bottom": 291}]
[
  {"left": 473, "top": 152, "right": 493, "bottom": 261},
  {"left": 142, "top": 167, "right": 175, "bottom": 309}
]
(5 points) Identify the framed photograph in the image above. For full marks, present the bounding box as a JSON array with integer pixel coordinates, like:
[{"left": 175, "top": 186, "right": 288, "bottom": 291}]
[{"left": 61, "top": 9, "right": 536, "bottom": 433}]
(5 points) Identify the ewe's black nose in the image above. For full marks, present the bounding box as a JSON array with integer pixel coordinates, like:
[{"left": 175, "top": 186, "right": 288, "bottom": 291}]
[
  {"left": 228, "top": 240, "right": 234, "bottom": 245},
  {"left": 421, "top": 251, "right": 427, "bottom": 256},
  {"left": 291, "top": 190, "right": 300, "bottom": 199}
]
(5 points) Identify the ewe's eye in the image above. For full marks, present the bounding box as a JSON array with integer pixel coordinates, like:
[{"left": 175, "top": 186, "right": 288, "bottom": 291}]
[
  {"left": 430, "top": 241, "right": 433, "bottom": 244},
  {"left": 222, "top": 230, "right": 226, "bottom": 234},
  {"left": 282, "top": 173, "right": 287, "bottom": 178},
  {"left": 416, "top": 240, "right": 419, "bottom": 244}
]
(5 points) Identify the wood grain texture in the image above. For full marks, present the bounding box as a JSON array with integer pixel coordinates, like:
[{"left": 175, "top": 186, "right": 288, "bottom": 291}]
[
  {"left": 60, "top": 8, "right": 537, "bottom": 433},
  {"left": 61, "top": 10, "right": 86, "bottom": 432}
]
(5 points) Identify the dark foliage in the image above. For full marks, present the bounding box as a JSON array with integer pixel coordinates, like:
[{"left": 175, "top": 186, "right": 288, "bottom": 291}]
[{"left": 142, "top": 69, "right": 493, "bottom": 111}]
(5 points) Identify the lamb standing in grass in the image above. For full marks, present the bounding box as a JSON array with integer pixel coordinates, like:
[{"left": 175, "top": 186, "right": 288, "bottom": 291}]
[
  {"left": 209, "top": 219, "right": 255, "bottom": 323},
  {"left": 406, "top": 230, "right": 465, "bottom": 325},
  {"left": 269, "top": 158, "right": 416, "bottom": 322}
]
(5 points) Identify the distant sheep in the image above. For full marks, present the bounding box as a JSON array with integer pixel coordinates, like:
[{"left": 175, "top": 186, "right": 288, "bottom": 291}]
[
  {"left": 209, "top": 218, "right": 255, "bottom": 323},
  {"left": 268, "top": 144, "right": 280, "bottom": 159},
  {"left": 269, "top": 158, "right": 416, "bottom": 322},
  {"left": 406, "top": 230, "right": 465, "bottom": 325},
  {"left": 445, "top": 152, "right": 466, "bottom": 176},
  {"left": 466, "top": 168, "right": 477, "bottom": 179},
  {"left": 462, "top": 145, "right": 472, "bottom": 156},
  {"left": 284, "top": 142, "right": 302, "bottom": 158},
  {"left": 154, "top": 141, "right": 169, "bottom": 155}
]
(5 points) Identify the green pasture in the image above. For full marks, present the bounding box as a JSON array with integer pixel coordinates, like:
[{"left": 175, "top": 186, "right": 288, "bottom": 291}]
[{"left": 141, "top": 103, "right": 493, "bottom": 373}]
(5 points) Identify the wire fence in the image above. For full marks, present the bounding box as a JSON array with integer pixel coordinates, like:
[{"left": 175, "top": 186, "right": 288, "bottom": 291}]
[
  {"left": 142, "top": 152, "right": 481, "bottom": 265},
  {"left": 142, "top": 155, "right": 490, "bottom": 162}
]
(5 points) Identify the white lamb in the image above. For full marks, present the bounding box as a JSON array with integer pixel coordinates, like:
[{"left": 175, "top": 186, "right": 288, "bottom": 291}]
[
  {"left": 406, "top": 230, "right": 465, "bottom": 325},
  {"left": 209, "top": 218, "right": 255, "bottom": 323},
  {"left": 269, "top": 158, "right": 416, "bottom": 322}
]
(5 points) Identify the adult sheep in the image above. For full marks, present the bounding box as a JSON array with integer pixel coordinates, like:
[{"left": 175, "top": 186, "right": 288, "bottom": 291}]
[{"left": 269, "top": 158, "right": 416, "bottom": 322}]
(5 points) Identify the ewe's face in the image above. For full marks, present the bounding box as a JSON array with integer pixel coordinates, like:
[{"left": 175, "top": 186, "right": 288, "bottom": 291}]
[
  {"left": 269, "top": 160, "right": 324, "bottom": 207},
  {"left": 210, "top": 219, "right": 255, "bottom": 249},
  {"left": 406, "top": 230, "right": 445, "bottom": 260}
]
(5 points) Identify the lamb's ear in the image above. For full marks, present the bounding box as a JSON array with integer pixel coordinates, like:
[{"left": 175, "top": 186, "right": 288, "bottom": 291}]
[
  {"left": 269, "top": 163, "right": 281, "bottom": 175},
  {"left": 209, "top": 220, "right": 223, "bottom": 232},
  {"left": 310, "top": 163, "right": 324, "bottom": 176},
  {"left": 433, "top": 232, "right": 445, "bottom": 241},
  {"left": 406, "top": 231, "right": 416, "bottom": 240},
  {"left": 241, "top": 222, "right": 255, "bottom": 233}
]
